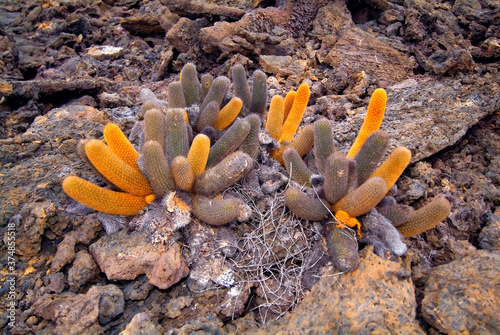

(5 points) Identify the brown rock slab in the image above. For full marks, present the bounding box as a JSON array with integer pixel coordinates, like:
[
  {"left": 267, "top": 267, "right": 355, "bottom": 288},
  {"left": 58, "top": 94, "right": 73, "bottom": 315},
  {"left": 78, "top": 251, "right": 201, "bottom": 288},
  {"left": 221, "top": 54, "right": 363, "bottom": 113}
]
[
  {"left": 122, "top": 312, "right": 161, "bottom": 335},
  {"left": 5, "top": 200, "right": 56, "bottom": 257},
  {"left": 68, "top": 250, "right": 100, "bottom": 290},
  {"left": 256, "top": 247, "right": 425, "bottom": 334},
  {"left": 31, "top": 284, "right": 124, "bottom": 334},
  {"left": 319, "top": 28, "right": 414, "bottom": 85},
  {"left": 479, "top": 214, "right": 500, "bottom": 252},
  {"left": 332, "top": 74, "right": 500, "bottom": 162},
  {"left": 259, "top": 55, "right": 308, "bottom": 78},
  {"left": 422, "top": 250, "right": 500, "bottom": 334},
  {"left": 89, "top": 230, "right": 189, "bottom": 290}
]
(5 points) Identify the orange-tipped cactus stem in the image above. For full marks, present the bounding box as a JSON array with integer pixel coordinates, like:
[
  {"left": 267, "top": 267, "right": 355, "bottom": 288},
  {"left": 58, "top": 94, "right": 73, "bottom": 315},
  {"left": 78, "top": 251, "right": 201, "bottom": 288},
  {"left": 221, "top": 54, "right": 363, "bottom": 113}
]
[
  {"left": 284, "top": 186, "right": 329, "bottom": 221},
  {"left": 372, "top": 147, "right": 412, "bottom": 191},
  {"left": 172, "top": 156, "right": 194, "bottom": 192},
  {"left": 283, "top": 90, "right": 297, "bottom": 122},
  {"left": 347, "top": 88, "right": 387, "bottom": 158},
  {"left": 192, "top": 195, "right": 245, "bottom": 226},
  {"left": 103, "top": 123, "right": 140, "bottom": 171},
  {"left": 213, "top": 97, "right": 243, "bottom": 130},
  {"left": 290, "top": 124, "right": 314, "bottom": 157},
  {"left": 63, "top": 176, "right": 147, "bottom": 216},
  {"left": 167, "top": 81, "right": 187, "bottom": 108},
  {"left": 265, "top": 95, "right": 284, "bottom": 140},
  {"left": 77, "top": 139, "right": 117, "bottom": 189},
  {"left": 143, "top": 140, "right": 176, "bottom": 197},
  {"left": 85, "top": 139, "right": 152, "bottom": 196},
  {"left": 397, "top": 197, "right": 451, "bottom": 237},
  {"left": 188, "top": 134, "right": 210, "bottom": 177},
  {"left": 279, "top": 83, "right": 310, "bottom": 143},
  {"left": 332, "top": 176, "right": 387, "bottom": 218}
]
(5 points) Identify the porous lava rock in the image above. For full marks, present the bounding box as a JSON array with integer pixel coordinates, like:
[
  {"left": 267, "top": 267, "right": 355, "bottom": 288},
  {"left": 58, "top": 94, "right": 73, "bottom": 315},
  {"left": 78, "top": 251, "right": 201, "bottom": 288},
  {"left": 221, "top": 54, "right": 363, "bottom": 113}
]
[{"left": 422, "top": 250, "right": 500, "bottom": 334}]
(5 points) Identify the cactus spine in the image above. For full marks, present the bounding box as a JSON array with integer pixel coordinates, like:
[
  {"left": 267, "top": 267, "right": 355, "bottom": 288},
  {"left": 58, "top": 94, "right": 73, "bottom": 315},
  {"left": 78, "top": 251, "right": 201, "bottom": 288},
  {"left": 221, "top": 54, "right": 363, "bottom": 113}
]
[
  {"left": 279, "top": 83, "right": 310, "bottom": 143},
  {"left": 167, "top": 81, "right": 187, "bottom": 108},
  {"left": 172, "top": 156, "right": 194, "bottom": 192},
  {"left": 323, "top": 152, "right": 349, "bottom": 205},
  {"left": 353, "top": 130, "right": 389, "bottom": 185},
  {"left": 144, "top": 109, "right": 166, "bottom": 149},
  {"left": 313, "top": 119, "right": 335, "bottom": 175},
  {"left": 283, "top": 147, "right": 313, "bottom": 186},
  {"left": 265, "top": 95, "right": 284, "bottom": 140},
  {"left": 283, "top": 90, "right": 297, "bottom": 121},
  {"left": 325, "top": 224, "right": 360, "bottom": 272},
  {"left": 200, "top": 76, "right": 230, "bottom": 113},
  {"left": 165, "top": 108, "right": 189, "bottom": 164},
  {"left": 249, "top": 70, "right": 268, "bottom": 115},
  {"left": 231, "top": 64, "right": 252, "bottom": 110}
]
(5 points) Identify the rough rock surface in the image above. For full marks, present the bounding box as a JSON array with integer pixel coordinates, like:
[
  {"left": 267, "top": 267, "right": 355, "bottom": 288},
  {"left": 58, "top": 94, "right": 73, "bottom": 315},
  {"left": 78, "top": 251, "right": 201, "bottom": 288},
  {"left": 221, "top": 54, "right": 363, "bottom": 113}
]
[
  {"left": 422, "top": 250, "right": 500, "bottom": 334},
  {"left": 31, "top": 284, "right": 124, "bottom": 334},
  {"left": 331, "top": 74, "right": 500, "bottom": 162},
  {"left": 256, "top": 247, "right": 425, "bottom": 334},
  {"left": 89, "top": 230, "right": 189, "bottom": 290}
]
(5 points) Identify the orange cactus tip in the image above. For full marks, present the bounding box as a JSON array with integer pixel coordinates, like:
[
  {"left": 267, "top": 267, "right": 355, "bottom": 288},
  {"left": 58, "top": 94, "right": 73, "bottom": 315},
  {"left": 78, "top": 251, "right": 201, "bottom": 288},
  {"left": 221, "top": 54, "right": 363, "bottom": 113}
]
[
  {"left": 335, "top": 210, "right": 362, "bottom": 238},
  {"left": 145, "top": 194, "right": 155, "bottom": 204}
]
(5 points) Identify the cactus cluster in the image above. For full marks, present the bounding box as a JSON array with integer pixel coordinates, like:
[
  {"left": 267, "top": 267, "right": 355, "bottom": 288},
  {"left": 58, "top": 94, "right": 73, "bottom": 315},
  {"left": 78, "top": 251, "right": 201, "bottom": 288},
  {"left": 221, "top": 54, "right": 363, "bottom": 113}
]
[
  {"left": 62, "top": 123, "right": 155, "bottom": 216},
  {"left": 264, "top": 83, "right": 313, "bottom": 164},
  {"left": 62, "top": 63, "right": 451, "bottom": 275},
  {"left": 62, "top": 63, "right": 270, "bottom": 233},
  {"left": 282, "top": 89, "right": 451, "bottom": 271}
]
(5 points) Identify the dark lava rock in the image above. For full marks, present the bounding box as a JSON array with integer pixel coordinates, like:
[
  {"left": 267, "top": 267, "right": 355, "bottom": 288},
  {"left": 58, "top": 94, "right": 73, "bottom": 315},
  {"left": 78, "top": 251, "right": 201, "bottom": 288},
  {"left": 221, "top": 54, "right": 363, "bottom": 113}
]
[
  {"left": 422, "top": 250, "right": 500, "bottom": 334},
  {"left": 68, "top": 250, "right": 100, "bottom": 291},
  {"left": 479, "top": 213, "right": 500, "bottom": 251},
  {"left": 31, "top": 284, "right": 124, "bottom": 334}
]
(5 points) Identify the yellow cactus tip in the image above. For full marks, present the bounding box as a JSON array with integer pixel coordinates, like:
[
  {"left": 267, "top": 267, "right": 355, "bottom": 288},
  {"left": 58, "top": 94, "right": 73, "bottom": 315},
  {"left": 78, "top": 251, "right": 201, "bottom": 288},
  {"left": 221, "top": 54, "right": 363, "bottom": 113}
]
[
  {"left": 145, "top": 194, "right": 155, "bottom": 204},
  {"left": 335, "top": 210, "right": 362, "bottom": 238}
]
